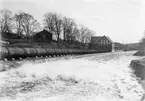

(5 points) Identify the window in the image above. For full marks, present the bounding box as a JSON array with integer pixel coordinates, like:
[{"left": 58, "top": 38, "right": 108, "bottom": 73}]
[
  {"left": 101, "top": 40, "right": 103, "bottom": 44},
  {"left": 106, "top": 40, "right": 108, "bottom": 44}
]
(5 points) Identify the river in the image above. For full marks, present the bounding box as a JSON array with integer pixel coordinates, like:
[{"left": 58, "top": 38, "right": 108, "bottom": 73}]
[{"left": 0, "top": 51, "right": 144, "bottom": 101}]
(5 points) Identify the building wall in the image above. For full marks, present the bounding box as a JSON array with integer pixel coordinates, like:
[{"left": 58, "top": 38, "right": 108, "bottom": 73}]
[
  {"left": 112, "top": 43, "right": 115, "bottom": 52},
  {"left": 91, "top": 36, "right": 114, "bottom": 52},
  {"left": 33, "top": 30, "right": 52, "bottom": 42}
]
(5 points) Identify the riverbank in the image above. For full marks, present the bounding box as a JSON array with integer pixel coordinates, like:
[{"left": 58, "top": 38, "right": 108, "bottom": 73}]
[
  {"left": 134, "top": 50, "right": 145, "bottom": 56},
  {"left": 130, "top": 57, "right": 145, "bottom": 101}
]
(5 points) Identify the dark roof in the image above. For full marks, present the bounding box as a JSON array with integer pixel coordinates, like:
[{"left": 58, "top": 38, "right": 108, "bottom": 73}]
[
  {"left": 2, "top": 32, "right": 22, "bottom": 39},
  {"left": 91, "top": 36, "right": 103, "bottom": 44},
  {"left": 91, "top": 36, "right": 113, "bottom": 44},
  {"left": 33, "top": 29, "right": 52, "bottom": 36},
  {"left": 105, "top": 36, "right": 113, "bottom": 43}
]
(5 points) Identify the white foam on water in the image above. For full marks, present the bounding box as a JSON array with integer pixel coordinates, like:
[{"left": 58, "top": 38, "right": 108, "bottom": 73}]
[{"left": 0, "top": 51, "right": 144, "bottom": 101}]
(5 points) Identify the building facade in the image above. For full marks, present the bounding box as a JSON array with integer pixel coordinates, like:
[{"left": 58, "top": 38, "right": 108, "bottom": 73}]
[
  {"left": 91, "top": 36, "right": 114, "bottom": 52},
  {"left": 33, "top": 29, "right": 52, "bottom": 42}
]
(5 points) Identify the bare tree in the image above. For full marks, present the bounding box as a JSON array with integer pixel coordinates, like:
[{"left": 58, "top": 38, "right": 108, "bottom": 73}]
[
  {"left": 13, "top": 11, "right": 24, "bottom": 36},
  {"left": 0, "top": 9, "right": 13, "bottom": 33},
  {"left": 79, "top": 25, "right": 94, "bottom": 43},
  {"left": 62, "top": 17, "right": 76, "bottom": 41},
  {"left": 14, "top": 12, "right": 40, "bottom": 38},
  {"left": 85, "top": 29, "right": 95, "bottom": 43},
  {"left": 71, "top": 26, "right": 80, "bottom": 41},
  {"left": 43, "top": 12, "right": 62, "bottom": 42}
]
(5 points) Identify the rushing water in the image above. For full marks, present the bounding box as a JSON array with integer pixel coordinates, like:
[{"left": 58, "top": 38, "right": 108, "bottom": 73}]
[{"left": 0, "top": 51, "right": 144, "bottom": 101}]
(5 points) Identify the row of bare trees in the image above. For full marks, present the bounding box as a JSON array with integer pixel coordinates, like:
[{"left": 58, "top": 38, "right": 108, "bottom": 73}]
[
  {"left": 0, "top": 9, "right": 40, "bottom": 37},
  {"left": 0, "top": 9, "right": 95, "bottom": 43}
]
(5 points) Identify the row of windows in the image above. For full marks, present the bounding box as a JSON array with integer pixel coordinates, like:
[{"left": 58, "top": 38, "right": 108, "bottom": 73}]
[
  {"left": 98, "top": 38, "right": 111, "bottom": 45},
  {"left": 94, "top": 46, "right": 112, "bottom": 49}
]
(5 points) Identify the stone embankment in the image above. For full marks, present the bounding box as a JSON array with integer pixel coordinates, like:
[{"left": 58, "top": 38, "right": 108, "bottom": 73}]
[
  {"left": 130, "top": 58, "right": 145, "bottom": 80},
  {"left": 134, "top": 49, "right": 145, "bottom": 56},
  {"left": 131, "top": 49, "right": 145, "bottom": 79},
  {"left": 130, "top": 56, "right": 145, "bottom": 101}
]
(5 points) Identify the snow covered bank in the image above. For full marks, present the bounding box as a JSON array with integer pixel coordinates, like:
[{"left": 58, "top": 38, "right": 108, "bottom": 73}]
[
  {"left": 130, "top": 57, "right": 145, "bottom": 100},
  {"left": 130, "top": 58, "right": 145, "bottom": 80},
  {"left": 0, "top": 51, "right": 144, "bottom": 101},
  {"left": 134, "top": 50, "right": 145, "bottom": 56}
]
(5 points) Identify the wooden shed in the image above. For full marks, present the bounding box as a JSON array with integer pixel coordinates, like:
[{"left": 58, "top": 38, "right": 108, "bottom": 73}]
[
  {"left": 91, "top": 36, "right": 114, "bottom": 52},
  {"left": 33, "top": 29, "right": 52, "bottom": 42}
]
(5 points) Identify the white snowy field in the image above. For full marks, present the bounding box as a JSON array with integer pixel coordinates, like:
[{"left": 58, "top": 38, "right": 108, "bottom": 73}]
[{"left": 0, "top": 51, "right": 144, "bottom": 101}]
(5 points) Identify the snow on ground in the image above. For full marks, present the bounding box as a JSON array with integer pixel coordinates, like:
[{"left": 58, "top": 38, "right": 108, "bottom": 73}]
[{"left": 0, "top": 51, "right": 144, "bottom": 101}]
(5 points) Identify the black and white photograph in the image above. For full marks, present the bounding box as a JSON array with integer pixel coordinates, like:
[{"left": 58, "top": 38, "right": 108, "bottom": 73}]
[{"left": 0, "top": 0, "right": 145, "bottom": 101}]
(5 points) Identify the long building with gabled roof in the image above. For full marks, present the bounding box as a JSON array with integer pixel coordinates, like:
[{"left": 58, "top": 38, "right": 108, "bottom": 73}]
[{"left": 91, "top": 35, "right": 115, "bottom": 52}]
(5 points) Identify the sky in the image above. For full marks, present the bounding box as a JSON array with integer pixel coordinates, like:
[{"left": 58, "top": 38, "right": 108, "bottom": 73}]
[{"left": 0, "top": 0, "right": 145, "bottom": 43}]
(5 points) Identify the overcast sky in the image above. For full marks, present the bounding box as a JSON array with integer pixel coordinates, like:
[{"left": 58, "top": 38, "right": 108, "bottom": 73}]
[{"left": 0, "top": 0, "right": 145, "bottom": 43}]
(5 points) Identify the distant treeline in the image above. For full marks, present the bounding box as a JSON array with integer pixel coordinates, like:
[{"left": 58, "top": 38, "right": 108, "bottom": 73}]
[
  {"left": 0, "top": 9, "right": 95, "bottom": 43},
  {"left": 115, "top": 42, "right": 140, "bottom": 51}
]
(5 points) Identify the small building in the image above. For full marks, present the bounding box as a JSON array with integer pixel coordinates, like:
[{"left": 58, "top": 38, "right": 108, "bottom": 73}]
[
  {"left": 33, "top": 29, "right": 52, "bottom": 42},
  {"left": 1, "top": 32, "right": 22, "bottom": 40},
  {"left": 91, "top": 36, "right": 114, "bottom": 52},
  {"left": 1, "top": 32, "right": 25, "bottom": 44}
]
